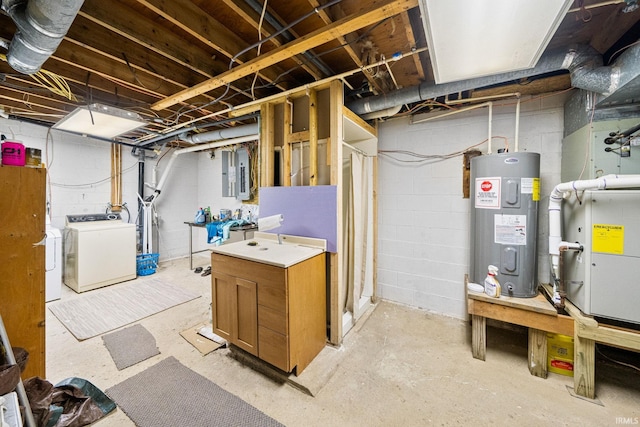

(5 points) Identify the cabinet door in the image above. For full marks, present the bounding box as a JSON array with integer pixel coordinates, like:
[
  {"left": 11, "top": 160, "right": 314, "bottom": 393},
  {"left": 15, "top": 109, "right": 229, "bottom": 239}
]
[
  {"left": 211, "top": 271, "right": 234, "bottom": 341},
  {"left": 235, "top": 278, "right": 258, "bottom": 355},
  {"left": 211, "top": 271, "right": 258, "bottom": 356}
]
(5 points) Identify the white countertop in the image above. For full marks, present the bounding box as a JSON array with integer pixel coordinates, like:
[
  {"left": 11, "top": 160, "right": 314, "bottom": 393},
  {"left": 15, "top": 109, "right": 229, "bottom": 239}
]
[{"left": 210, "top": 232, "right": 326, "bottom": 268}]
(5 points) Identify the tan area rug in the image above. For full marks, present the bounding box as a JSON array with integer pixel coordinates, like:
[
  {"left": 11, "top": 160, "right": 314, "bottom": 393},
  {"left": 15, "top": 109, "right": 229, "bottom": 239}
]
[{"left": 49, "top": 279, "right": 200, "bottom": 340}]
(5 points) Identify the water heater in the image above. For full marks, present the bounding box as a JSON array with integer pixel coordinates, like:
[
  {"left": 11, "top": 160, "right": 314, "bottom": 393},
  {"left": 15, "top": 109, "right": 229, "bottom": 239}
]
[{"left": 470, "top": 152, "right": 540, "bottom": 297}]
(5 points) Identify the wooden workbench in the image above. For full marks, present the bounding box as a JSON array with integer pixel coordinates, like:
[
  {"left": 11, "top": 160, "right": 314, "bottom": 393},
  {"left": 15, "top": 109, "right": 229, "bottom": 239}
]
[{"left": 467, "top": 286, "right": 573, "bottom": 378}]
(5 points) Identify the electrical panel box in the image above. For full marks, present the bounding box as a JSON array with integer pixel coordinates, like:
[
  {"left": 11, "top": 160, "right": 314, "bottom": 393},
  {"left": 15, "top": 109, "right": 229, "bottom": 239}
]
[
  {"left": 236, "top": 147, "right": 250, "bottom": 201},
  {"left": 561, "top": 118, "right": 640, "bottom": 181},
  {"left": 221, "top": 149, "right": 251, "bottom": 200},
  {"left": 563, "top": 190, "right": 640, "bottom": 324}
]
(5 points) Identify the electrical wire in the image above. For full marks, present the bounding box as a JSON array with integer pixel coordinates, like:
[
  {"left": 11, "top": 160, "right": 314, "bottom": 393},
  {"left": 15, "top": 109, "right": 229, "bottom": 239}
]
[
  {"left": 596, "top": 344, "right": 640, "bottom": 373},
  {"left": 228, "top": 0, "right": 344, "bottom": 69},
  {"left": 251, "top": 0, "right": 269, "bottom": 101},
  {"left": 378, "top": 137, "right": 509, "bottom": 164},
  {"left": 0, "top": 53, "right": 77, "bottom": 101},
  {"left": 50, "top": 160, "right": 139, "bottom": 188}
]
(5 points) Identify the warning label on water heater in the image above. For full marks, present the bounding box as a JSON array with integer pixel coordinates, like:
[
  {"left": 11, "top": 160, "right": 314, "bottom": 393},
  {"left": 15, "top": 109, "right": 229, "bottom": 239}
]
[
  {"left": 475, "top": 177, "right": 501, "bottom": 209},
  {"left": 494, "top": 214, "right": 527, "bottom": 245}
]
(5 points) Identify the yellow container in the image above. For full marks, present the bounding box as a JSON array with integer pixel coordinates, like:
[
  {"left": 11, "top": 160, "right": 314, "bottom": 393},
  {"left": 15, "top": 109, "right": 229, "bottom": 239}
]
[
  {"left": 548, "top": 356, "right": 574, "bottom": 376},
  {"left": 547, "top": 332, "right": 574, "bottom": 359},
  {"left": 547, "top": 333, "right": 574, "bottom": 376}
]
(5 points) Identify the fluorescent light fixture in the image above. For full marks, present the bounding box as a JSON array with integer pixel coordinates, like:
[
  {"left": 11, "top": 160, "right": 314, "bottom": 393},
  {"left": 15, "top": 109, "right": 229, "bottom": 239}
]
[
  {"left": 53, "top": 103, "right": 146, "bottom": 138},
  {"left": 420, "top": 0, "right": 573, "bottom": 84}
]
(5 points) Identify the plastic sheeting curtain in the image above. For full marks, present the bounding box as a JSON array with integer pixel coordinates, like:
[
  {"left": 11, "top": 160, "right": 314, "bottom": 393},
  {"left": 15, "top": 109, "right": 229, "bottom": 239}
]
[{"left": 342, "top": 151, "right": 374, "bottom": 330}]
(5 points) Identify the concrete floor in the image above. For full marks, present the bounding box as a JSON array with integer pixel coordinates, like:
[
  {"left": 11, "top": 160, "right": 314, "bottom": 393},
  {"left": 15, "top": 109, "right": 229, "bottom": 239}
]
[{"left": 46, "top": 255, "right": 640, "bottom": 426}]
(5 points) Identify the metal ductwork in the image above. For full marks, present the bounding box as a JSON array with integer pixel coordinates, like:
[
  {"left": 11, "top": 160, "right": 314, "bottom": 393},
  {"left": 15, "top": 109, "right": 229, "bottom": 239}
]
[
  {"left": 178, "top": 123, "right": 260, "bottom": 144},
  {"left": 2, "top": 0, "right": 85, "bottom": 75},
  {"left": 348, "top": 41, "right": 640, "bottom": 117}
]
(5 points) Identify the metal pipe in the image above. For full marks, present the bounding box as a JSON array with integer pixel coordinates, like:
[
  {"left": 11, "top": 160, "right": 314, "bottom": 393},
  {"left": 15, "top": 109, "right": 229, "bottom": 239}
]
[
  {"left": 179, "top": 122, "right": 259, "bottom": 144},
  {"left": 347, "top": 42, "right": 640, "bottom": 117},
  {"left": 2, "top": 0, "right": 85, "bottom": 74},
  {"left": 134, "top": 46, "right": 428, "bottom": 144}
]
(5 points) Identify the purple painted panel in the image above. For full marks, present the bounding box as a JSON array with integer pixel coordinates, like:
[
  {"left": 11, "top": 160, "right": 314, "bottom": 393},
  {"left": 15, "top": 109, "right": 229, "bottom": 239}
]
[{"left": 259, "top": 186, "right": 337, "bottom": 253}]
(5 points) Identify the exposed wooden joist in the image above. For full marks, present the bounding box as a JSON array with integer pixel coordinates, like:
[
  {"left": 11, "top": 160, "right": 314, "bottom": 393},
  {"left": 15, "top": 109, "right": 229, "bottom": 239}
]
[
  {"left": 399, "top": 11, "right": 425, "bottom": 81},
  {"left": 313, "top": 0, "right": 385, "bottom": 94},
  {"left": 77, "top": 1, "right": 257, "bottom": 104},
  {"left": 221, "top": 0, "right": 324, "bottom": 80},
  {"left": 133, "top": 0, "right": 289, "bottom": 91},
  {"left": 152, "top": 0, "right": 419, "bottom": 111}
]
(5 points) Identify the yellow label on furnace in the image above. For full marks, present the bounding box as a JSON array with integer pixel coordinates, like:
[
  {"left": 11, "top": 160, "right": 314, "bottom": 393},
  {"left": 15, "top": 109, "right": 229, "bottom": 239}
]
[
  {"left": 532, "top": 178, "right": 540, "bottom": 201},
  {"left": 592, "top": 224, "right": 624, "bottom": 254}
]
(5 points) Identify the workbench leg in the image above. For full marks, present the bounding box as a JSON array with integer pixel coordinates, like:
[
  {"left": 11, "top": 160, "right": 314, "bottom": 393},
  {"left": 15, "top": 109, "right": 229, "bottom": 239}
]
[
  {"left": 528, "top": 328, "right": 548, "bottom": 378},
  {"left": 574, "top": 331, "right": 596, "bottom": 399},
  {"left": 472, "top": 314, "right": 486, "bottom": 361}
]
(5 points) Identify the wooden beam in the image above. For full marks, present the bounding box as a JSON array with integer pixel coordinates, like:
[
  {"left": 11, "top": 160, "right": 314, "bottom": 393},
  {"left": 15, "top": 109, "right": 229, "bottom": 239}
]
[
  {"left": 309, "top": 89, "right": 318, "bottom": 186},
  {"left": 110, "top": 144, "right": 122, "bottom": 212},
  {"left": 342, "top": 105, "right": 377, "bottom": 137},
  {"left": 288, "top": 130, "right": 310, "bottom": 144},
  {"left": 329, "top": 79, "right": 343, "bottom": 345},
  {"left": 134, "top": 0, "right": 287, "bottom": 90},
  {"left": 260, "top": 102, "right": 275, "bottom": 188},
  {"left": 221, "top": 0, "right": 323, "bottom": 80},
  {"left": 283, "top": 98, "right": 292, "bottom": 187},
  {"left": 400, "top": 11, "right": 425, "bottom": 81},
  {"left": 152, "top": 0, "right": 419, "bottom": 110},
  {"left": 308, "top": 0, "right": 384, "bottom": 94}
]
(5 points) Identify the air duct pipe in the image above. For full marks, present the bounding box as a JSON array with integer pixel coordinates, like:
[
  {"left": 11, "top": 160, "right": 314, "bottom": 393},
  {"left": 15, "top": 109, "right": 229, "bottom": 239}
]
[
  {"left": 149, "top": 133, "right": 259, "bottom": 204},
  {"left": 548, "top": 174, "right": 640, "bottom": 296},
  {"left": 348, "top": 41, "right": 640, "bottom": 117},
  {"left": 178, "top": 123, "right": 260, "bottom": 144},
  {"left": 2, "top": 0, "right": 85, "bottom": 75}
]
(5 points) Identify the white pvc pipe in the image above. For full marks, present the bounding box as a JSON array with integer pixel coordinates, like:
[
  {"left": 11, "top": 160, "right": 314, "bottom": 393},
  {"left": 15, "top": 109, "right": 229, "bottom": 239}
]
[
  {"left": 151, "top": 133, "right": 258, "bottom": 204},
  {"left": 514, "top": 96, "right": 521, "bottom": 152},
  {"left": 488, "top": 102, "right": 493, "bottom": 154},
  {"left": 548, "top": 174, "right": 640, "bottom": 279}
]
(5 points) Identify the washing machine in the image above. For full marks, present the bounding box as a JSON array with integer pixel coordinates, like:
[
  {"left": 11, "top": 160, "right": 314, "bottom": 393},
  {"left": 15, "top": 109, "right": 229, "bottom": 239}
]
[
  {"left": 63, "top": 213, "right": 136, "bottom": 293},
  {"left": 45, "top": 218, "right": 62, "bottom": 302}
]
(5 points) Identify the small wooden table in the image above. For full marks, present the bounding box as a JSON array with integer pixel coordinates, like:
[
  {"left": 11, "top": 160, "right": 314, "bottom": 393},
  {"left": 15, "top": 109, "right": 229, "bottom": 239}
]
[{"left": 468, "top": 287, "right": 573, "bottom": 378}]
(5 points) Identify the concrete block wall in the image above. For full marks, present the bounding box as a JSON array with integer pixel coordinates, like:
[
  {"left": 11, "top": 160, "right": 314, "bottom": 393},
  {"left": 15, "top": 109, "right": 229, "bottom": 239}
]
[
  {"left": 376, "top": 93, "right": 568, "bottom": 319},
  {"left": 0, "top": 118, "right": 245, "bottom": 263}
]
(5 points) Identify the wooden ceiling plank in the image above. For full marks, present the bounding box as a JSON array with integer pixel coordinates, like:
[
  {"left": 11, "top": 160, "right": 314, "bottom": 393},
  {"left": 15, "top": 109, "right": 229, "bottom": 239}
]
[
  {"left": 132, "top": 0, "right": 290, "bottom": 90},
  {"left": 399, "top": 11, "right": 424, "bottom": 82},
  {"left": 77, "top": 0, "right": 267, "bottom": 98},
  {"left": 220, "top": 0, "right": 323, "bottom": 80},
  {"left": 308, "top": 0, "right": 384, "bottom": 94},
  {"left": 0, "top": 94, "right": 69, "bottom": 115},
  {"left": 152, "top": 0, "right": 419, "bottom": 111},
  {"left": 49, "top": 44, "right": 229, "bottom": 121}
]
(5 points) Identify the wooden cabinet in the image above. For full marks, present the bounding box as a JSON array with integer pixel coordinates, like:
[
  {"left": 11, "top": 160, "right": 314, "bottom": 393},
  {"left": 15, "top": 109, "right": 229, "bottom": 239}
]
[
  {"left": 211, "top": 251, "right": 326, "bottom": 375},
  {"left": 0, "top": 166, "right": 46, "bottom": 379}
]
